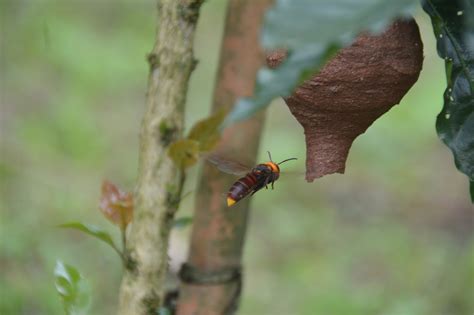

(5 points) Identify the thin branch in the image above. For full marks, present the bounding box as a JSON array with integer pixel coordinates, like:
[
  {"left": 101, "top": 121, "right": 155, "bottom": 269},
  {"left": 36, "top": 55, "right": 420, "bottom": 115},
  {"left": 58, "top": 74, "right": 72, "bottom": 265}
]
[{"left": 176, "top": 0, "right": 272, "bottom": 314}]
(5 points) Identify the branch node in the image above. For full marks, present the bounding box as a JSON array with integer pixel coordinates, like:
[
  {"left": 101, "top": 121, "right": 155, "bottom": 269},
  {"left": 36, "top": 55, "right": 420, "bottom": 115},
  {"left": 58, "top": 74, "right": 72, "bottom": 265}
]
[
  {"left": 124, "top": 256, "right": 137, "bottom": 272},
  {"left": 191, "top": 58, "right": 199, "bottom": 72},
  {"left": 147, "top": 52, "right": 160, "bottom": 70},
  {"left": 178, "top": 0, "right": 204, "bottom": 23},
  {"left": 159, "top": 120, "right": 178, "bottom": 146},
  {"left": 143, "top": 293, "right": 161, "bottom": 314}
]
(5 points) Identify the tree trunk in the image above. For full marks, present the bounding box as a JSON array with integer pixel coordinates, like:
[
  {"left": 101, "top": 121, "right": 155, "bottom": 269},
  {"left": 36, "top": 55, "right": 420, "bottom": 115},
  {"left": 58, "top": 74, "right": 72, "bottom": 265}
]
[
  {"left": 176, "top": 0, "right": 272, "bottom": 314},
  {"left": 117, "top": 1, "right": 203, "bottom": 314}
]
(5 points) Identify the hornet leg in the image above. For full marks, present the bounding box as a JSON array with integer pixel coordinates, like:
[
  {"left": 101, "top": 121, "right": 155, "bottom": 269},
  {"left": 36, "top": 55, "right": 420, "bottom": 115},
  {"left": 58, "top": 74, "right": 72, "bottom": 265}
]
[{"left": 264, "top": 177, "right": 271, "bottom": 189}]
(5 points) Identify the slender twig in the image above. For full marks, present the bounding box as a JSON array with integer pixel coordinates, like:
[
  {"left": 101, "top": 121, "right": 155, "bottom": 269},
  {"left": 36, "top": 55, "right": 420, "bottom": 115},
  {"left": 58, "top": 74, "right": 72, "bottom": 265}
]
[
  {"left": 111, "top": 242, "right": 126, "bottom": 264},
  {"left": 176, "top": 170, "right": 186, "bottom": 209},
  {"left": 167, "top": 169, "right": 187, "bottom": 214},
  {"left": 120, "top": 227, "right": 127, "bottom": 255}
]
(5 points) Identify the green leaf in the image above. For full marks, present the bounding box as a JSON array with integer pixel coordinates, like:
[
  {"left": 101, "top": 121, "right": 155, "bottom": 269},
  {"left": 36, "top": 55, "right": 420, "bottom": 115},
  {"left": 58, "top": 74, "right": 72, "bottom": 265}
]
[
  {"left": 59, "top": 222, "right": 122, "bottom": 257},
  {"left": 224, "top": 0, "right": 418, "bottom": 126},
  {"left": 423, "top": 0, "right": 474, "bottom": 201},
  {"left": 173, "top": 216, "right": 193, "bottom": 229},
  {"left": 188, "top": 109, "right": 227, "bottom": 152},
  {"left": 168, "top": 139, "right": 200, "bottom": 169},
  {"left": 54, "top": 260, "right": 90, "bottom": 315}
]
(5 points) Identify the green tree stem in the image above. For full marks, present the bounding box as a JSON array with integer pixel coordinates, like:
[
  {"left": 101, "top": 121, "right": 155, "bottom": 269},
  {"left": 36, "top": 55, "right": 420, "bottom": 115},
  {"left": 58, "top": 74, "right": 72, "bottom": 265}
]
[{"left": 117, "top": 1, "right": 203, "bottom": 314}]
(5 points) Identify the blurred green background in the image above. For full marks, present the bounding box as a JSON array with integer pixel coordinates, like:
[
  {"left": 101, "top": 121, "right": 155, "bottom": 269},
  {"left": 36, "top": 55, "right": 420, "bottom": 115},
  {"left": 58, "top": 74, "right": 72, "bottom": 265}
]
[{"left": 1, "top": 1, "right": 472, "bottom": 314}]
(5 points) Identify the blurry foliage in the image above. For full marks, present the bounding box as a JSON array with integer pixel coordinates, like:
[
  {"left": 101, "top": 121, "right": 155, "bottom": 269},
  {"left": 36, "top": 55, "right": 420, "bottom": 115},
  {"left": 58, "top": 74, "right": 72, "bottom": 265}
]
[
  {"left": 168, "top": 139, "right": 200, "bottom": 169},
  {"left": 168, "top": 109, "right": 227, "bottom": 169},
  {"left": 1, "top": 0, "right": 473, "bottom": 315},
  {"left": 54, "top": 261, "right": 90, "bottom": 315},
  {"left": 187, "top": 108, "right": 227, "bottom": 152}
]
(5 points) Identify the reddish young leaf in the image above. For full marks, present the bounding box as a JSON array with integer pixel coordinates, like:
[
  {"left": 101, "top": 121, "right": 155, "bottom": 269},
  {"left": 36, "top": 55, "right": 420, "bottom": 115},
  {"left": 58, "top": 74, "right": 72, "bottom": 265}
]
[{"left": 99, "top": 180, "right": 133, "bottom": 229}]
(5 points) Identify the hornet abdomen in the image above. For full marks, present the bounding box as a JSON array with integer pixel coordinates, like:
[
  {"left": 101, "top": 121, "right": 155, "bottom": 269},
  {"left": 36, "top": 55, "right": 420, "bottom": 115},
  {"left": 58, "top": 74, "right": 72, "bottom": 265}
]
[{"left": 227, "top": 172, "right": 261, "bottom": 207}]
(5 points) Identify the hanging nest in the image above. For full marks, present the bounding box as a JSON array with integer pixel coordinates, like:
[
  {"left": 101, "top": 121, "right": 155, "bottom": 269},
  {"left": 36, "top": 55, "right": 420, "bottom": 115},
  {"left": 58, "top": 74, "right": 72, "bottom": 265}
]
[{"left": 267, "top": 19, "right": 424, "bottom": 182}]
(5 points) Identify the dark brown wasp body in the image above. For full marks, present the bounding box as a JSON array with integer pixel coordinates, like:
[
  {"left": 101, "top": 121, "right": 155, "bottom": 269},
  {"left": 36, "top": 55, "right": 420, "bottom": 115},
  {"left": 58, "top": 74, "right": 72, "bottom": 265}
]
[{"left": 207, "top": 152, "right": 297, "bottom": 207}]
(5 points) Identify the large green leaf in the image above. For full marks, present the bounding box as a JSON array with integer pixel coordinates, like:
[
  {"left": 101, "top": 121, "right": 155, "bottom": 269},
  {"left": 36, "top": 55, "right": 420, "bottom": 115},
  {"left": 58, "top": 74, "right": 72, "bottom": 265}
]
[
  {"left": 54, "top": 260, "right": 90, "bottom": 315},
  {"left": 59, "top": 222, "right": 123, "bottom": 258},
  {"left": 423, "top": 0, "right": 474, "bottom": 201},
  {"left": 224, "top": 0, "right": 418, "bottom": 126}
]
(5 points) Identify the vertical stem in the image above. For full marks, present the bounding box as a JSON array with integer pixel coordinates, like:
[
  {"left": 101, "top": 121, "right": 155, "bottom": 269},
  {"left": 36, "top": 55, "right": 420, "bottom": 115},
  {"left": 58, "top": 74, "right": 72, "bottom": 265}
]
[
  {"left": 120, "top": 227, "right": 127, "bottom": 255},
  {"left": 176, "top": 0, "right": 272, "bottom": 314},
  {"left": 117, "top": 1, "right": 203, "bottom": 314}
]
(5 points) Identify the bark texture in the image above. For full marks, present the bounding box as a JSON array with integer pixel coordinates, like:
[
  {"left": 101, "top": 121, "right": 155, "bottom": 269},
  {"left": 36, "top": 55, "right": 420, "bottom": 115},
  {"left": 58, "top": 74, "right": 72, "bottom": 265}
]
[
  {"left": 176, "top": 0, "right": 272, "bottom": 314},
  {"left": 117, "top": 1, "right": 203, "bottom": 314},
  {"left": 267, "top": 20, "right": 424, "bottom": 181}
]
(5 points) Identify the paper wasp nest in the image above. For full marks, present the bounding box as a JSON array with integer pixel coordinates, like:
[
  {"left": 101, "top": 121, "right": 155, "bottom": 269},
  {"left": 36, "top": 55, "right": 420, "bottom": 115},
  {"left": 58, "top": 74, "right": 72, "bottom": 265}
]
[{"left": 267, "top": 20, "right": 423, "bottom": 182}]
